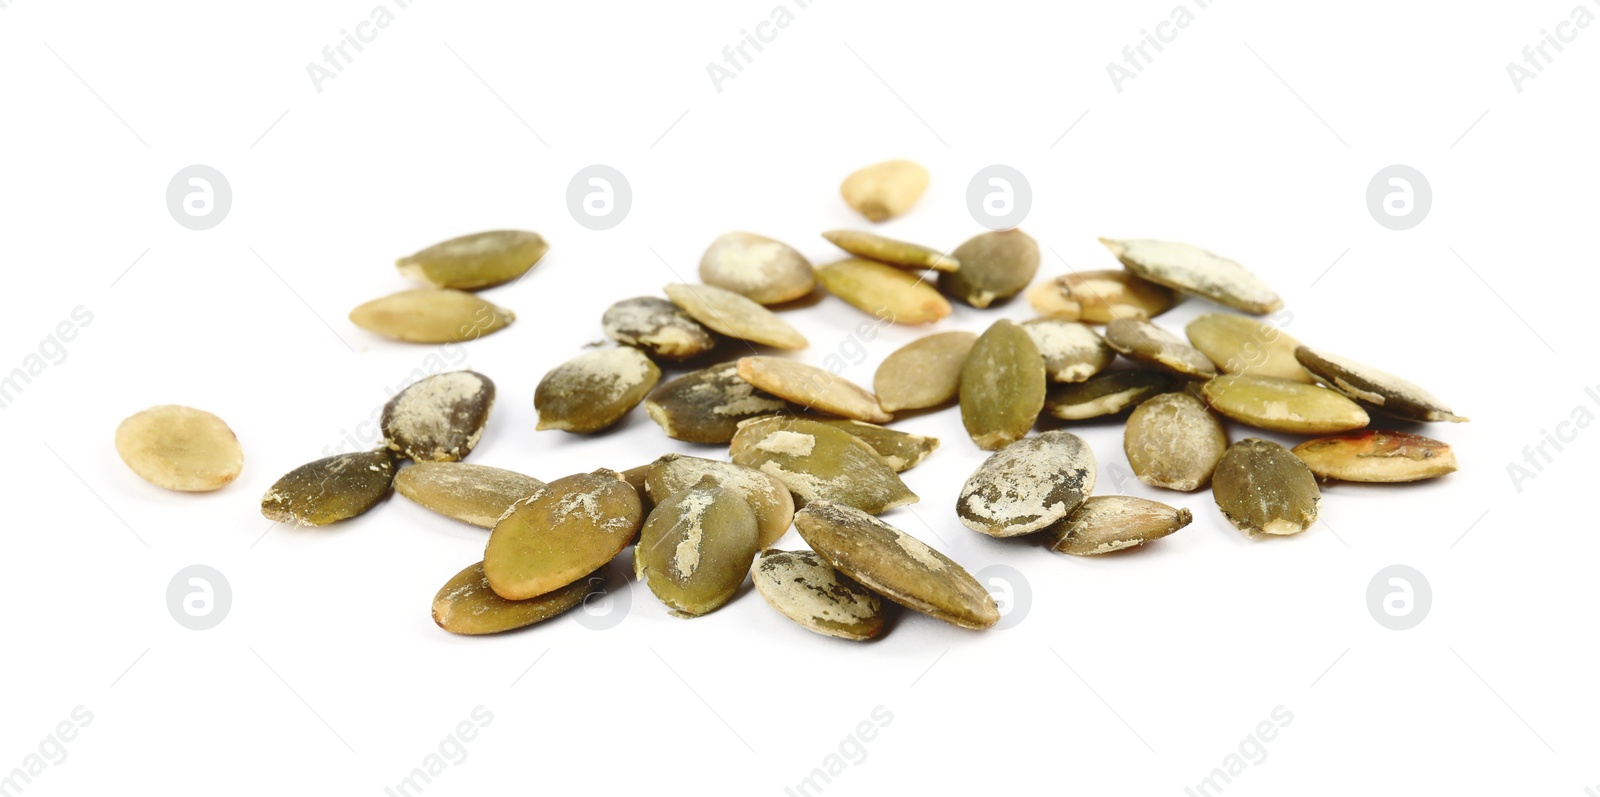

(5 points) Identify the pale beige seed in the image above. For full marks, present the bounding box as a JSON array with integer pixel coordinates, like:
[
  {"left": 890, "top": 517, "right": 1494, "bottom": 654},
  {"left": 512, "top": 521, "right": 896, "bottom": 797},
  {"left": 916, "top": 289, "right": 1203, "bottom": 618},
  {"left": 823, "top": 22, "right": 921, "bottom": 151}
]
[
  {"left": 394, "top": 462, "right": 544, "bottom": 528},
  {"left": 1026, "top": 269, "right": 1176, "bottom": 322},
  {"left": 1291, "top": 430, "right": 1458, "bottom": 483},
  {"left": 602, "top": 296, "right": 718, "bottom": 362},
  {"left": 752, "top": 550, "right": 885, "bottom": 641},
  {"left": 349, "top": 289, "right": 515, "bottom": 343},
  {"left": 1185, "top": 313, "right": 1312, "bottom": 382},
  {"left": 115, "top": 405, "right": 243, "bottom": 492},
  {"left": 840, "top": 159, "right": 929, "bottom": 222},
  {"left": 1295, "top": 346, "right": 1467, "bottom": 423},
  {"left": 815, "top": 258, "right": 952, "bottom": 325},
  {"left": 664, "top": 283, "right": 808, "bottom": 350},
  {"left": 960, "top": 319, "right": 1046, "bottom": 450},
  {"left": 1023, "top": 318, "right": 1114, "bottom": 383},
  {"left": 1212, "top": 438, "right": 1320, "bottom": 536},
  {"left": 433, "top": 561, "right": 594, "bottom": 635},
  {"left": 939, "top": 229, "right": 1040, "bottom": 308},
  {"left": 644, "top": 362, "right": 792, "bottom": 444},
  {"left": 382, "top": 371, "right": 496, "bottom": 462},
  {"left": 1105, "top": 318, "right": 1218, "bottom": 379},
  {"left": 1201, "top": 374, "right": 1370, "bottom": 434},
  {"left": 645, "top": 454, "right": 794, "bottom": 548},
  {"left": 797, "top": 418, "right": 938, "bottom": 472},
  {"left": 261, "top": 449, "right": 396, "bottom": 526},
  {"left": 736, "top": 356, "right": 891, "bottom": 423},
  {"left": 1124, "top": 392, "right": 1228, "bottom": 491},
  {"left": 698, "top": 232, "right": 816, "bottom": 305},
  {"left": 535, "top": 347, "right": 661, "bottom": 433},
  {"left": 396, "top": 230, "right": 548, "bottom": 290},
  {"left": 484, "top": 470, "right": 643, "bottom": 600},
  {"left": 1100, "top": 238, "right": 1283, "bottom": 315},
  {"left": 1046, "top": 496, "right": 1192, "bottom": 556},
  {"left": 1045, "top": 370, "right": 1178, "bottom": 421},
  {"left": 821, "top": 230, "right": 958, "bottom": 271},
  {"left": 957, "top": 431, "right": 1096, "bottom": 538},
  {"left": 873, "top": 331, "right": 977, "bottom": 413},
  {"left": 730, "top": 417, "right": 917, "bottom": 514},
  {"left": 637, "top": 476, "right": 761, "bottom": 617}
]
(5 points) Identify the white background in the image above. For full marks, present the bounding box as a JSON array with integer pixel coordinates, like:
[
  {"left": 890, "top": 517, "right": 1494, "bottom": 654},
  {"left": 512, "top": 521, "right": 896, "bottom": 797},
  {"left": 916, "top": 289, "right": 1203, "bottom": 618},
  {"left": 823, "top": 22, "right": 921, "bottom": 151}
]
[{"left": 2, "top": 1, "right": 1597, "bottom": 795}]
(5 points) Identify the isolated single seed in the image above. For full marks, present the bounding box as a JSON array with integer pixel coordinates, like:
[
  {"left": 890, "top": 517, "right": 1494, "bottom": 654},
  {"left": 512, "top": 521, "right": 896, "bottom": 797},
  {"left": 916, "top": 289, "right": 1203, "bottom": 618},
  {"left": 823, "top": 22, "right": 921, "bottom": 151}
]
[
  {"left": 698, "top": 232, "right": 816, "bottom": 305},
  {"left": 1023, "top": 318, "right": 1115, "bottom": 383},
  {"left": 736, "top": 356, "right": 891, "bottom": 423},
  {"left": 795, "top": 502, "right": 998, "bottom": 630},
  {"left": 261, "top": 448, "right": 396, "bottom": 526},
  {"left": 1044, "top": 370, "right": 1178, "bottom": 421},
  {"left": 796, "top": 417, "right": 938, "bottom": 472},
  {"left": 349, "top": 289, "right": 515, "bottom": 343},
  {"left": 484, "top": 470, "right": 643, "bottom": 600},
  {"left": 1099, "top": 238, "right": 1283, "bottom": 315},
  {"left": 1124, "top": 392, "right": 1228, "bottom": 492},
  {"left": 637, "top": 476, "right": 761, "bottom": 617},
  {"left": 535, "top": 347, "right": 661, "bottom": 433},
  {"left": 730, "top": 417, "right": 917, "bottom": 514},
  {"left": 664, "top": 283, "right": 808, "bottom": 350},
  {"left": 821, "top": 230, "right": 958, "bottom": 271},
  {"left": 432, "top": 561, "right": 594, "bottom": 635},
  {"left": 114, "top": 405, "right": 243, "bottom": 492},
  {"left": 957, "top": 431, "right": 1097, "bottom": 537},
  {"left": 1105, "top": 318, "right": 1218, "bottom": 379},
  {"left": 382, "top": 371, "right": 496, "bottom": 462},
  {"left": 644, "top": 362, "right": 791, "bottom": 444},
  {"left": 939, "top": 229, "right": 1040, "bottom": 308},
  {"left": 396, "top": 230, "right": 548, "bottom": 290},
  {"left": 1292, "top": 430, "right": 1458, "bottom": 483},
  {"left": 752, "top": 550, "right": 885, "bottom": 641},
  {"left": 645, "top": 454, "right": 794, "bottom": 548},
  {"left": 1025, "top": 269, "right": 1176, "bottom": 322},
  {"left": 815, "top": 258, "right": 952, "bottom": 325},
  {"left": 602, "top": 296, "right": 718, "bottom": 362},
  {"left": 840, "top": 159, "right": 929, "bottom": 222},
  {"left": 394, "top": 462, "right": 544, "bottom": 528},
  {"left": 960, "top": 319, "right": 1046, "bottom": 450},
  {"left": 1045, "top": 495, "right": 1192, "bottom": 556},
  {"left": 1212, "top": 438, "right": 1320, "bottom": 536},
  {"left": 1295, "top": 346, "right": 1467, "bottom": 423},
  {"left": 1185, "top": 313, "right": 1311, "bottom": 382},
  {"left": 1201, "top": 374, "right": 1370, "bottom": 434},
  {"left": 874, "top": 331, "right": 977, "bottom": 413}
]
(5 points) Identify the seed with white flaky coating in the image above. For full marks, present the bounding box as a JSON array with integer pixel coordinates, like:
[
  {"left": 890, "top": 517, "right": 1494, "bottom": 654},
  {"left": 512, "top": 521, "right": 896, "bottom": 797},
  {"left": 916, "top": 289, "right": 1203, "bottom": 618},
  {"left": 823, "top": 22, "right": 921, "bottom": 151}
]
[
  {"left": 1026, "top": 269, "right": 1176, "bottom": 322},
  {"left": 1124, "top": 392, "right": 1227, "bottom": 491},
  {"left": 1023, "top": 318, "right": 1114, "bottom": 383},
  {"left": 1295, "top": 346, "right": 1467, "bottom": 423},
  {"left": 1045, "top": 370, "right": 1177, "bottom": 421},
  {"left": 1100, "top": 238, "right": 1283, "bottom": 315},
  {"left": 1046, "top": 495, "right": 1192, "bottom": 556},
  {"left": 736, "top": 356, "right": 891, "bottom": 423},
  {"left": 483, "top": 470, "right": 642, "bottom": 600},
  {"left": 699, "top": 232, "right": 815, "bottom": 305},
  {"left": 382, "top": 371, "right": 496, "bottom": 462},
  {"left": 535, "top": 348, "right": 660, "bottom": 433},
  {"left": 637, "top": 476, "right": 760, "bottom": 617},
  {"left": 602, "top": 296, "right": 718, "bottom": 361},
  {"left": 958, "top": 431, "right": 1096, "bottom": 538},
  {"left": 261, "top": 449, "right": 396, "bottom": 526},
  {"left": 644, "top": 362, "right": 792, "bottom": 444},
  {"left": 730, "top": 416, "right": 916, "bottom": 514},
  {"left": 752, "top": 550, "right": 886, "bottom": 641},
  {"left": 1212, "top": 438, "right": 1320, "bottom": 536},
  {"left": 645, "top": 454, "right": 795, "bottom": 549},
  {"left": 1105, "top": 318, "right": 1217, "bottom": 379}
]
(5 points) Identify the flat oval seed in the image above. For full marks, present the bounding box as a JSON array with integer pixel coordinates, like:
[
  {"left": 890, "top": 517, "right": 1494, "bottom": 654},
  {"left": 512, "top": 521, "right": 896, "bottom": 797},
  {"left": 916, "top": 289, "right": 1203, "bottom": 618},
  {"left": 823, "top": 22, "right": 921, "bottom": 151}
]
[
  {"left": 382, "top": 371, "right": 495, "bottom": 462},
  {"left": 396, "top": 230, "right": 548, "bottom": 290},
  {"left": 394, "top": 462, "right": 544, "bottom": 528},
  {"left": 736, "top": 356, "right": 891, "bottom": 423},
  {"left": 1291, "top": 430, "right": 1458, "bottom": 483},
  {"left": 698, "top": 232, "right": 816, "bottom": 305},
  {"left": 1046, "top": 495, "right": 1192, "bottom": 556},
  {"left": 535, "top": 347, "right": 661, "bottom": 433},
  {"left": 645, "top": 454, "right": 794, "bottom": 548},
  {"left": 840, "top": 159, "right": 929, "bottom": 222},
  {"left": 114, "top": 405, "right": 243, "bottom": 492},
  {"left": 730, "top": 417, "right": 917, "bottom": 514},
  {"left": 821, "top": 230, "right": 958, "bottom": 271},
  {"left": 1212, "top": 438, "right": 1320, "bottom": 536},
  {"left": 1105, "top": 318, "right": 1218, "bottom": 378},
  {"left": 1201, "top": 374, "right": 1370, "bottom": 434},
  {"left": 960, "top": 319, "right": 1046, "bottom": 450},
  {"left": 1124, "top": 392, "right": 1228, "bottom": 491},
  {"left": 644, "top": 362, "right": 792, "bottom": 444},
  {"left": 797, "top": 418, "right": 938, "bottom": 472},
  {"left": 1023, "top": 318, "right": 1114, "bottom": 383},
  {"left": 602, "top": 296, "right": 718, "bottom": 362},
  {"left": 637, "top": 477, "right": 761, "bottom": 617},
  {"left": 816, "top": 258, "right": 952, "bottom": 325},
  {"left": 349, "top": 289, "right": 515, "bottom": 343},
  {"left": 957, "top": 431, "right": 1096, "bottom": 537},
  {"left": 664, "top": 283, "right": 808, "bottom": 350},
  {"left": 1099, "top": 238, "right": 1283, "bottom": 314},
  {"left": 1295, "top": 346, "right": 1467, "bottom": 423},
  {"left": 1045, "top": 370, "right": 1178, "bottom": 421},
  {"left": 1026, "top": 269, "right": 1176, "bottom": 322},
  {"left": 939, "top": 229, "right": 1040, "bottom": 308},
  {"left": 432, "top": 562, "right": 594, "bottom": 635},
  {"left": 795, "top": 502, "right": 998, "bottom": 630},
  {"left": 873, "top": 331, "right": 977, "bottom": 413},
  {"left": 1185, "top": 313, "right": 1311, "bottom": 382},
  {"left": 484, "top": 470, "right": 643, "bottom": 600},
  {"left": 261, "top": 449, "right": 395, "bottom": 526},
  {"left": 752, "top": 550, "right": 885, "bottom": 641}
]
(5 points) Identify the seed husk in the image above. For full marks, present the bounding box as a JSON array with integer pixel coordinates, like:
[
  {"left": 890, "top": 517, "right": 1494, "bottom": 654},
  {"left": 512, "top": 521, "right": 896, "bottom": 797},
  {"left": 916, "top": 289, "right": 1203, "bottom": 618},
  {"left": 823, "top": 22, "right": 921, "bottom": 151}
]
[
  {"left": 261, "top": 448, "right": 396, "bottom": 526},
  {"left": 664, "top": 283, "right": 808, "bottom": 350},
  {"left": 643, "top": 362, "right": 792, "bottom": 444},
  {"left": 645, "top": 454, "right": 794, "bottom": 548},
  {"left": 796, "top": 417, "right": 938, "bottom": 472},
  {"left": 637, "top": 476, "right": 760, "bottom": 617},
  {"left": 1291, "top": 430, "right": 1458, "bottom": 483},
  {"left": 484, "top": 469, "right": 643, "bottom": 600},
  {"left": 1025, "top": 269, "right": 1176, "bottom": 322},
  {"left": 1295, "top": 346, "right": 1467, "bottom": 423},
  {"left": 960, "top": 319, "right": 1046, "bottom": 450},
  {"left": 1200, "top": 374, "right": 1370, "bottom": 434},
  {"left": 1124, "top": 392, "right": 1228, "bottom": 491},
  {"left": 840, "top": 159, "right": 928, "bottom": 222},
  {"left": 396, "top": 230, "right": 548, "bottom": 290},
  {"left": 752, "top": 550, "right": 885, "bottom": 641},
  {"left": 736, "top": 356, "right": 891, "bottom": 423},
  {"left": 939, "top": 229, "right": 1040, "bottom": 308},
  {"left": 730, "top": 416, "right": 917, "bottom": 514},
  {"left": 873, "top": 331, "right": 977, "bottom": 413},
  {"left": 698, "top": 232, "right": 816, "bottom": 305},
  {"left": 795, "top": 502, "right": 998, "bottom": 630},
  {"left": 602, "top": 296, "right": 718, "bottom": 362},
  {"left": 535, "top": 347, "right": 661, "bottom": 433},
  {"left": 349, "top": 289, "right": 515, "bottom": 343},
  {"left": 114, "top": 405, "right": 243, "bottom": 492},
  {"left": 1185, "top": 313, "right": 1312, "bottom": 383},
  {"left": 1045, "top": 495, "right": 1192, "bottom": 556},
  {"left": 1044, "top": 370, "right": 1178, "bottom": 421},
  {"left": 957, "top": 431, "right": 1096, "bottom": 538},
  {"left": 1099, "top": 238, "right": 1283, "bottom": 314},
  {"left": 1212, "top": 438, "right": 1320, "bottom": 536},
  {"left": 815, "top": 258, "right": 952, "bottom": 325},
  {"left": 394, "top": 462, "right": 544, "bottom": 528},
  {"left": 821, "top": 230, "right": 958, "bottom": 271},
  {"left": 1105, "top": 318, "right": 1218, "bottom": 379},
  {"left": 382, "top": 371, "right": 496, "bottom": 462},
  {"left": 432, "top": 561, "right": 594, "bottom": 635},
  {"left": 1023, "top": 318, "right": 1114, "bottom": 383}
]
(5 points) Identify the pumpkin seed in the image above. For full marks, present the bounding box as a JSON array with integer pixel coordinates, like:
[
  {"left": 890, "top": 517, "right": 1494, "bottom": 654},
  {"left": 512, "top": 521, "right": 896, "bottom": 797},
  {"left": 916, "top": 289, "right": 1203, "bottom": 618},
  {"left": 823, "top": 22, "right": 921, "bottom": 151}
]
[
  {"left": 1212, "top": 438, "right": 1320, "bottom": 536},
  {"left": 396, "top": 230, "right": 547, "bottom": 290},
  {"left": 730, "top": 416, "right": 917, "bottom": 514},
  {"left": 1044, "top": 370, "right": 1178, "bottom": 421},
  {"left": 960, "top": 319, "right": 1046, "bottom": 450},
  {"left": 752, "top": 549, "right": 885, "bottom": 641},
  {"left": 484, "top": 469, "right": 643, "bottom": 599},
  {"left": 1104, "top": 318, "right": 1217, "bottom": 379},
  {"left": 698, "top": 232, "right": 816, "bottom": 305},
  {"left": 349, "top": 289, "right": 515, "bottom": 343},
  {"left": 637, "top": 476, "right": 760, "bottom": 617},
  {"left": 1023, "top": 318, "right": 1114, "bottom": 383},
  {"left": 620, "top": 463, "right": 655, "bottom": 521},
  {"left": 939, "top": 229, "right": 1040, "bottom": 308},
  {"left": 1185, "top": 313, "right": 1312, "bottom": 382},
  {"left": 1099, "top": 238, "right": 1283, "bottom": 314},
  {"left": 645, "top": 454, "right": 794, "bottom": 548},
  {"left": 840, "top": 159, "right": 928, "bottom": 222},
  {"left": 1291, "top": 430, "right": 1457, "bottom": 483},
  {"left": 602, "top": 296, "right": 718, "bottom": 362},
  {"left": 1025, "top": 269, "right": 1176, "bottom": 322},
  {"left": 797, "top": 417, "right": 938, "bottom": 472},
  {"left": 1124, "top": 392, "right": 1228, "bottom": 491},
  {"left": 432, "top": 561, "right": 594, "bottom": 635},
  {"left": 821, "top": 230, "right": 958, "bottom": 271},
  {"left": 957, "top": 431, "right": 1096, "bottom": 537},
  {"left": 261, "top": 448, "right": 396, "bottom": 526},
  {"left": 815, "top": 258, "right": 952, "bottom": 325},
  {"left": 1295, "top": 346, "right": 1467, "bottom": 423},
  {"left": 795, "top": 502, "right": 998, "bottom": 630},
  {"left": 114, "top": 405, "right": 243, "bottom": 492},
  {"left": 1045, "top": 495, "right": 1192, "bottom": 556},
  {"left": 664, "top": 283, "right": 808, "bottom": 350},
  {"left": 873, "top": 331, "right": 977, "bottom": 413},
  {"left": 1200, "top": 374, "right": 1370, "bottom": 434},
  {"left": 535, "top": 347, "right": 661, "bottom": 433},
  {"left": 644, "top": 362, "right": 792, "bottom": 444},
  {"left": 394, "top": 462, "right": 544, "bottom": 528},
  {"left": 736, "top": 356, "right": 891, "bottom": 423},
  {"left": 382, "top": 371, "right": 496, "bottom": 461}
]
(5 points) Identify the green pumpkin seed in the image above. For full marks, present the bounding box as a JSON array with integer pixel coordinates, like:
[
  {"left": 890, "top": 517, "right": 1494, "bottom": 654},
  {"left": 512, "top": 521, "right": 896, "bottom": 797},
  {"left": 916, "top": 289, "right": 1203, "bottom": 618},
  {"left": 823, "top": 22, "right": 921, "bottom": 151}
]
[
  {"left": 602, "top": 296, "right": 718, "bottom": 362},
  {"left": 699, "top": 232, "right": 816, "bottom": 305},
  {"left": 349, "top": 289, "right": 515, "bottom": 343},
  {"left": 664, "top": 283, "right": 808, "bottom": 350},
  {"left": 960, "top": 319, "right": 1046, "bottom": 450},
  {"left": 535, "top": 347, "right": 661, "bottom": 433},
  {"left": 1025, "top": 269, "right": 1176, "bottom": 322},
  {"left": 957, "top": 431, "right": 1096, "bottom": 537},
  {"left": 752, "top": 550, "right": 885, "bottom": 641},
  {"left": 620, "top": 463, "right": 655, "bottom": 521},
  {"left": 1200, "top": 374, "right": 1370, "bottom": 434},
  {"left": 261, "top": 448, "right": 395, "bottom": 526},
  {"left": 637, "top": 476, "right": 761, "bottom": 617},
  {"left": 1124, "top": 392, "right": 1228, "bottom": 491},
  {"left": 873, "top": 331, "right": 977, "bottom": 413},
  {"left": 730, "top": 417, "right": 917, "bottom": 514},
  {"left": 645, "top": 454, "right": 794, "bottom": 548},
  {"left": 382, "top": 371, "right": 496, "bottom": 462},
  {"left": 114, "top": 405, "right": 243, "bottom": 492},
  {"left": 1099, "top": 238, "right": 1283, "bottom": 314},
  {"left": 1045, "top": 496, "right": 1191, "bottom": 556},
  {"left": 1295, "top": 346, "right": 1467, "bottom": 423},
  {"left": 397, "top": 230, "right": 548, "bottom": 290},
  {"left": 483, "top": 469, "right": 643, "bottom": 600},
  {"left": 939, "top": 229, "right": 1040, "bottom": 308},
  {"left": 797, "top": 418, "right": 938, "bottom": 472},
  {"left": 1044, "top": 370, "right": 1178, "bottom": 421},
  {"left": 394, "top": 462, "right": 544, "bottom": 528},
  {"left": 821, "top": 230, "right": 958, "bottom": 271},
  {"left": 432, "top": 561, "right": 594, "bottom": 635},
  {"left": 1105, "top": 318, "right": 1217, "bottom": 378},
  {"left": 1291, "top": 430, "right": 1457, "bottom": 483},
  {"left": 644, "top": 362, "right": 792, "bottom": 444},
  {"left": 815, "top": 258, "right": 952, "bottom": 325},
  {"left": 1023, "top": 318, "right": 1114, "bottom": 383},
  {"left": 840, "top": 159, "right": 928, "bottom": 222},
  {"left": 1212, "top": 438, "right": 1320, "bottom": 536},
  {"left": 1185, "top": 313, "right": 1311, "bottom": 383},
  {"left": 736, "top": 356, "right": 891, "bottom": 423}
]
